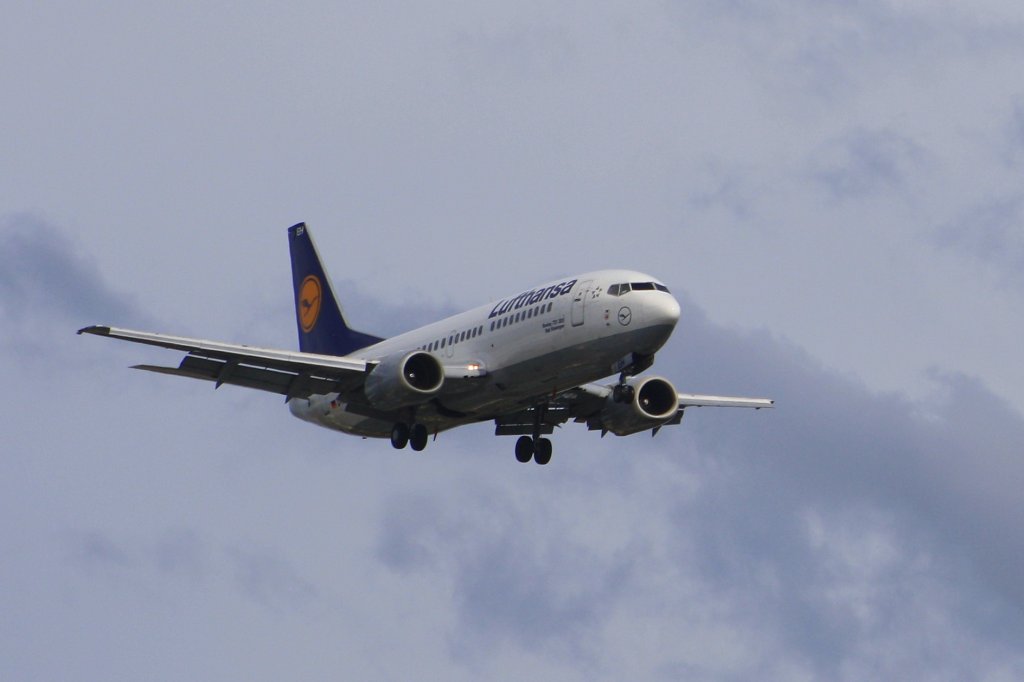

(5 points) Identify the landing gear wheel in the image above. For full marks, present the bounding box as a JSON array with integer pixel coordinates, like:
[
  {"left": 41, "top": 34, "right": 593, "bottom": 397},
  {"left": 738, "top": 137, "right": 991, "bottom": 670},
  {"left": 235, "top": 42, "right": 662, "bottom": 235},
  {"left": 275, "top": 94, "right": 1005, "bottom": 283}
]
[
  {"left": 409, "top": 423, "right": 429, "bottom": 451},
  {"left": 390, "top": 423, "right": 410, "bottom": 449},
  {"left": 515, "top": 436, "right": 534, "bottom": 463},
  {"left": 533, "top": 438, "right": 552, "bottom": 465}
]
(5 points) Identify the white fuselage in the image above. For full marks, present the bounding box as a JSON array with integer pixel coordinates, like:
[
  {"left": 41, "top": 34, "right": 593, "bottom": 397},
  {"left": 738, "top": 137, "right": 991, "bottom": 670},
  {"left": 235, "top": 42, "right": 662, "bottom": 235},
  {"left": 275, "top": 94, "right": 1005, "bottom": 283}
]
[{"left": 288, "top": 270, "right": 681, "bottom": 438}]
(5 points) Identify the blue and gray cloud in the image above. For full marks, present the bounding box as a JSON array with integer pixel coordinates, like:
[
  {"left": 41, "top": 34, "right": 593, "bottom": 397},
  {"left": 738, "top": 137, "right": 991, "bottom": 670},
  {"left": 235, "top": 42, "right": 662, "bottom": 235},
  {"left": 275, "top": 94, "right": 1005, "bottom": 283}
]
[{"left": 5, "top": 1, "right": 1024, "bottom": 679}]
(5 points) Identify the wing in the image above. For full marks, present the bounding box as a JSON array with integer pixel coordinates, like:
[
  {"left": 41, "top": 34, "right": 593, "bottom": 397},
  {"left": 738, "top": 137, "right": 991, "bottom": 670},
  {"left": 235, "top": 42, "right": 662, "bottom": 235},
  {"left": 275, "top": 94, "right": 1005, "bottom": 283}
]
[
  {"left": 78, "top": 325, "right": 371, "bottom": 400},
  {"left": 493, "top": 382, "right": 773, "bottom": 436},
  {"left": 676, "top": 393, "right": 775, "bottom": 409}
]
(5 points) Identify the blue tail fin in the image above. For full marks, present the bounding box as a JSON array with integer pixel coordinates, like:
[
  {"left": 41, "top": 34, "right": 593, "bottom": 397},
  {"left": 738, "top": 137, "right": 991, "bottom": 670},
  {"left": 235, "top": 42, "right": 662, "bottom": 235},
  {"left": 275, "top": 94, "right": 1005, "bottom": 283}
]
[{"left": 288, "top": 223, "right": 384, "bottom": 355}]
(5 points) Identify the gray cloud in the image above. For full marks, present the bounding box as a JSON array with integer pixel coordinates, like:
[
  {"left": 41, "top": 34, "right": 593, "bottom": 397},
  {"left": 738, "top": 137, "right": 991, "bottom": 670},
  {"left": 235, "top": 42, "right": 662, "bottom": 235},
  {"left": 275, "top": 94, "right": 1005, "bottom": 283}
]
[
  {"left": 226, "top": 546, "right": 319, "bottom": 614},
  {"left": 0, "top": 215, "right": 151, "bottom": 359},
  {"left": 808, "top": 129, "right": 924, "bottom": 201},
  {"left": 6, "top": 2, "right": 1024, "bottom": 679},
  {"left": 662, "top": 297, "right": 1024, "bottom": 676},
  {"left": 933, "top": 195, "right": 1024, "bottom": 288},
  {"left": 378, "top": 488, "right": 630, "bottom": 662},
  {"left": 62, "top": 530, "right": 133, "bottom": 570},
  {"left": 1002, "top": 101, "right": 1024, "bottom": 168},
  {"left": 370, "top": 293, "right": 1024, "bottom": 678},
  {"left": 0, "top": 214, "right": 145, "bottom": 327}
]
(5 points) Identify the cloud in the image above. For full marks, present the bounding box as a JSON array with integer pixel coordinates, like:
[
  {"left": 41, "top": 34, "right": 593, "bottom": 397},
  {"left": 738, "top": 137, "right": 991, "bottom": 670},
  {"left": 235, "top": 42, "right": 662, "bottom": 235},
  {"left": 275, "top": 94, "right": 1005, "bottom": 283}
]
[
  {"left": 370, "top": 293, "right": 1024, "bottom": 678},
  {"left": 0, "top": 214, "right": 151, "bottom": 355},
  {"left": 1002, "top": 101, "right": 1024, "bottom": 168},
  {"left": 377, "top": 488, "right": 630, "bottom": 661},
  {"left": 662, "top": 298, "right": 1024, "bottom": 676},
  {"left": 226, "top": 546, "right": 319, "bottom": 614},
  {"left": 62, "top": 530, "right": 133, "bottom": 570},
  {"left": 10, "top": 217, "right": 1022, "bottom": 679},
  {"left": 933, "top": 195, "right": 1024, "bottom": 288},
  {"left": 0, "top": 214, "right": 144, "bottom": 325},
  {"left": 808, "top": 129, "right": 925, "bottom": 201}
]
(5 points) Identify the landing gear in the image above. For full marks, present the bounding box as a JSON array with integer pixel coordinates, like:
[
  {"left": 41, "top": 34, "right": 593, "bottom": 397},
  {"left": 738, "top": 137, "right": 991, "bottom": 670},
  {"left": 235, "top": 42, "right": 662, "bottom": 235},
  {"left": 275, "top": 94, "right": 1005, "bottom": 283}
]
[
  {"left": 533, "top": 437, "right": 552, "bottom": 465},
  {"left": 511, "top": 403, "right": 555, "bottom": 464},
  {"left": 390, "top": 423, "right": 409, "bottom": 449},
  {"left": 391, "top": 422, "right": 429, "bottom": 451},
  {"left": 513, "top": 435, "right": 552, "bottom": 465},
  {"left": 409, "top": 423, "right": 429, "bottom": 451},
  {"left": 515, "top": 436, "right": 534, "bottom": 463}
]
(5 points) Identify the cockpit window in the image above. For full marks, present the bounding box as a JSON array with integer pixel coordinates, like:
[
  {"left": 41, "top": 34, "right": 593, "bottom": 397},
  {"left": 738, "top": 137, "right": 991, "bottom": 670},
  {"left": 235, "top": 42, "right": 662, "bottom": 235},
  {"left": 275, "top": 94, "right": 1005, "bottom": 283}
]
[{"left": 609, "top": 281, "right": 669, "bottom": 295}]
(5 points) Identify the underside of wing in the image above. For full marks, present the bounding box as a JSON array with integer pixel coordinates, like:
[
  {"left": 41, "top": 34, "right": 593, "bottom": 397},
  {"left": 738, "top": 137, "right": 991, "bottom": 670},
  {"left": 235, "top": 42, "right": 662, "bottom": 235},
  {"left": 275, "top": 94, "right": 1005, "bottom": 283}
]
[
  {"left": 79, "top": 325, "right": 371, "bottom": 400},
  {"left": 492, "top": 382, "right": 774, "bottom": 438},
  {"left": 492, "top": 384, "right": 609, "bottom": 436},
  {"left": 676, "top": 393, "right": 775, "bottom": 409}
]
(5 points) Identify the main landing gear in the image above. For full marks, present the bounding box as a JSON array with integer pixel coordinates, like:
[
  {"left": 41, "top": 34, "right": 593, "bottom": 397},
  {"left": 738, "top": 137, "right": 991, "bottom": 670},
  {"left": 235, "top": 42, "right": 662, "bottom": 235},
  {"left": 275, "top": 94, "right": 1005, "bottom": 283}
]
[
  {"left": 513, "top": 402, "right": 553, "bottom": 465},
  {"left": 515, "top": 435, "right": 552, "bottom": 465},
  {"left": 390, "top": 422, "right": 429, "bottom": 451}
]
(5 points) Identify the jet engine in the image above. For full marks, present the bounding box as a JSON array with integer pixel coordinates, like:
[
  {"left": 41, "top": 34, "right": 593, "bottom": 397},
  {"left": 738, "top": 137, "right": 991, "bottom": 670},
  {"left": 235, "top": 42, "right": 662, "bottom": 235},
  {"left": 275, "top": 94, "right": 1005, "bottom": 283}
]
[
  {"left": 599, "top": 376, "right": 679, "bottom": 436},
  {"left": 363, "top": 351, "right": 444, "bottom": 411}
]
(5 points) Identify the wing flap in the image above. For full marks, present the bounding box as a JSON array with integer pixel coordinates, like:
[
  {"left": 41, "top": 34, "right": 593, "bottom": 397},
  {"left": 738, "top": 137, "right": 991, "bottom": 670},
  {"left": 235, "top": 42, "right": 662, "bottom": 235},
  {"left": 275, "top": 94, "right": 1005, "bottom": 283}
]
[
  {"left": 133, "top": 356, "right": 345, "bottom": 398},
  {"left": 81, "top": 325, "right": 371, "bottom": 398}
]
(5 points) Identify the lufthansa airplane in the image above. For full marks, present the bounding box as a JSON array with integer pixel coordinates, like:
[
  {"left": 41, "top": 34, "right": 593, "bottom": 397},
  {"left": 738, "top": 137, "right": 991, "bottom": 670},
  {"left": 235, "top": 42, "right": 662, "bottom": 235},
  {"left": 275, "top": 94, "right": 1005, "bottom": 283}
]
[{"left": 80, "top": 223, "right": 772, "bottom": 464}]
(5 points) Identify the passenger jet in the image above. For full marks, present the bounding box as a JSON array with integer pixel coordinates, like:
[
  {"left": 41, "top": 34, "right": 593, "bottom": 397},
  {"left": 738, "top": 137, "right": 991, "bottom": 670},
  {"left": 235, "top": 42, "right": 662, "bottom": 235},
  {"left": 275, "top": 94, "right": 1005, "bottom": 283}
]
[{"left": 79, "top": 223, "right": 772, "bottom": 464}]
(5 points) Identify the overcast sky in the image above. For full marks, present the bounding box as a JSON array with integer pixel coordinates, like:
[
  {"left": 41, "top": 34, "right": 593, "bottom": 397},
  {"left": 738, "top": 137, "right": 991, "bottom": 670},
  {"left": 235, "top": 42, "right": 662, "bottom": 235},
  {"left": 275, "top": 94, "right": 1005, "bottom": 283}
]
[{"left": 3, "top": 2, "right": 1023, "bottom": 680}]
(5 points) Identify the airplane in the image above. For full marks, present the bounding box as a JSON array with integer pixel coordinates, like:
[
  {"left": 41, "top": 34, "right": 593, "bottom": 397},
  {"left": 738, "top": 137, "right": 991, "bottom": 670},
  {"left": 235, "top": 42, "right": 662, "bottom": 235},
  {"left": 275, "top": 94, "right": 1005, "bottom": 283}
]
[{"left": 79, "top": 223, "right": 773, "bottom": 464}]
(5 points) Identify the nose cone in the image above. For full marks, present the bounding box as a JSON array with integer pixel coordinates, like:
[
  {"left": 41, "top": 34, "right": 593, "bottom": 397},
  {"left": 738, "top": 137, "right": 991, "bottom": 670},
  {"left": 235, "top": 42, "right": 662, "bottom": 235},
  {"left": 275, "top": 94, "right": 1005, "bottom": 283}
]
[{"left": 648, "top": 294, "right": 681, "bottom": 330}]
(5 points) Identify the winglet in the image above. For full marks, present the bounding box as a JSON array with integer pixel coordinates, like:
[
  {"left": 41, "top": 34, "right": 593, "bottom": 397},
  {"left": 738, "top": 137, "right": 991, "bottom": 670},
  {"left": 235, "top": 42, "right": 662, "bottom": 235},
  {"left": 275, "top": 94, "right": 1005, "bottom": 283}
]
[
  {"left": 287, "top": 223, "right": 384, "bottom": 356},
  {"left": 78, "top": 325, "right": 111, "bottom": 336}
]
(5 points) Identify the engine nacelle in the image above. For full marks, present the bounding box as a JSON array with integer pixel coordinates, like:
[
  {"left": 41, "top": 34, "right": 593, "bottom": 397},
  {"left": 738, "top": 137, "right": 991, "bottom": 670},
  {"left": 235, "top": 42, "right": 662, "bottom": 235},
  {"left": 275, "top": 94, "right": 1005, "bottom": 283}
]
[
  {"left": 363, "top": 351, "right": 444, "bottom": 411},
  {"left": 599, "top": 376, "right": 679, "bottom": 436}
]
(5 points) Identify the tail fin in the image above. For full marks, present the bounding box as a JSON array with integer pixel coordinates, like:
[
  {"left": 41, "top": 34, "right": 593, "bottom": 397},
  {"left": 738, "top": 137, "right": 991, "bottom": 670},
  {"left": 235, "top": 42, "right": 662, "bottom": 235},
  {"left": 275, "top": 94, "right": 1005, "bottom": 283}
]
[{"left": 288, "top": 223, "right": 384, "bottom": 355}]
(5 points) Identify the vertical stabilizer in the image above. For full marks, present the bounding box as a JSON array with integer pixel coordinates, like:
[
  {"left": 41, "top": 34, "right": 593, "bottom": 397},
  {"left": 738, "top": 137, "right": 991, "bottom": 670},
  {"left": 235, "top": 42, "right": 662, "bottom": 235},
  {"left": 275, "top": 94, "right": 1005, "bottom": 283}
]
[{"left": 287, "top": 223, "right": 383, "bottom": 356}]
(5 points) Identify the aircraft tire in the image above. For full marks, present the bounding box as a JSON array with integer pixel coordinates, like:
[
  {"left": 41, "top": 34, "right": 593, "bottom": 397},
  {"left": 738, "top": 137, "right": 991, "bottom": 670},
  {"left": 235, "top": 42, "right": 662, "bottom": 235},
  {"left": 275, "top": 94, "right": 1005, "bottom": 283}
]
[
  {"left": 534, "top": 438, "right": 552, "bottom": 465},
  {"left": 515, "top": 436, "right": 534, "bottom": 463},
  {"left": 390, "top": 423, "right": 410, "bottom": 449},
  {"left": 409, "top": 423, "right": 429, "bottom": 451}
]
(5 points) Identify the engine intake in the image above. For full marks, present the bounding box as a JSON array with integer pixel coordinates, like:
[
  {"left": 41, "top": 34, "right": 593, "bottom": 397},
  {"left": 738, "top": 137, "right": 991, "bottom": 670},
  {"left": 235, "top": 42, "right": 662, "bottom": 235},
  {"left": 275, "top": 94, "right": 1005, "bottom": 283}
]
[
  {"left": 600, "top": 376, "right": 679, "bottom": 436},
  {"left": 364, "top": 351, "right": 444, "bottom": 411}
]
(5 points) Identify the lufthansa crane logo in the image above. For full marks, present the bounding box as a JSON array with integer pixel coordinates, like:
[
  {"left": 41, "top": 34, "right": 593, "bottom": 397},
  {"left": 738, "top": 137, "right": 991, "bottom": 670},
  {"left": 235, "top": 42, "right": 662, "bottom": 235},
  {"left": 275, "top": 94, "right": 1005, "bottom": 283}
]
[
  {"left": 298, "top": 275, "right": 322, "bottom": 333},
  {"left": 617, "top": 306, "right": 632, "bottom": 326}
]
